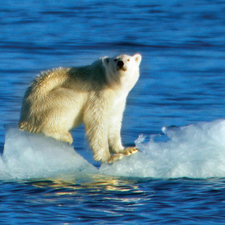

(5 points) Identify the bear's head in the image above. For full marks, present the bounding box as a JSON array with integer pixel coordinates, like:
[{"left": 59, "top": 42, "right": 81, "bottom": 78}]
[
  {"left": 103, "top": 54, "right": 141, "bottom": 73},
  {"left": 102, "top": 54, "right": 142, "bottom": 89}
]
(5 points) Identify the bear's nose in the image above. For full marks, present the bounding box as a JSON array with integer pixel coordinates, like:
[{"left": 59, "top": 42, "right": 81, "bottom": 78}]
[{"left": 117, "top": 60, "right": 124, "bottom": 68}]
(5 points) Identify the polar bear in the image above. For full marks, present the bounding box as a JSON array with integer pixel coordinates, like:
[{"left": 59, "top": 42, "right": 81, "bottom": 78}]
[{"left": 18, "top": 53, "right": 142, "bottom": 163}]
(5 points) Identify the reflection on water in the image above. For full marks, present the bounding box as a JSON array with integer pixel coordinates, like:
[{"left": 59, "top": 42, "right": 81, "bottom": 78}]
[
  {"left": 27, "top": 175, "right": 145, "bottom": 213},
  {"left": 30, "top": 174, "right": 141, "bottom": 193}
]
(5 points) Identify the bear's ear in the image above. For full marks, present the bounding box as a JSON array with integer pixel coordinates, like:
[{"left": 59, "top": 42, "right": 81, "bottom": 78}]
[
  {"left": 102, "top": 57, "right": 110, "bottom": 67},
  {"left": 133, "top": 54, "right": 142, "bottom": 66}
]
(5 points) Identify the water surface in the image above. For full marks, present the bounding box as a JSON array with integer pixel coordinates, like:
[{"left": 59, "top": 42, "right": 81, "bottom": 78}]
[{"left": 1, "top": 0, "right": 225, "bottom": 224}]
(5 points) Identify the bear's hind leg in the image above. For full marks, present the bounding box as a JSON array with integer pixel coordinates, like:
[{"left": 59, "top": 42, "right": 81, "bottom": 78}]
[{"left": 42, "top": 129, "right": 73, "bottom": 144}]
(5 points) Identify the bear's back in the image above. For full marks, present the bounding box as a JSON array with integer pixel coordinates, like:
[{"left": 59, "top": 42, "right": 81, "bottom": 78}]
[{"left": 27, "top": 59, "right": 107, "bottom": 96}]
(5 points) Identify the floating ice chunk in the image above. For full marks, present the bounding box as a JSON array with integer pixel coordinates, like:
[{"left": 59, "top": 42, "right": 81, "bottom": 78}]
[
  {"left": 99, "top": 119, "right": 225, "bottom": 179},
  {"left": 3, "top": 120, "right": 225, "bottom": 180},
  {"left": 2, "top": 124, "right": 97, "bottom": 180}
]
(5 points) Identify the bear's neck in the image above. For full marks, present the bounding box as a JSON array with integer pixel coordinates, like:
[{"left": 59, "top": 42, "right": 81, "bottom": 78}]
[{"left": 106, "top": 70, "right": 139, "bottom": 95}]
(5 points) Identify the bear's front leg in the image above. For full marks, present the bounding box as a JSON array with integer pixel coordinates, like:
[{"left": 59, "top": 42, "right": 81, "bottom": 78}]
[
  {"left": 83, "top": 96, "right": 113, "bottom": 163},
  {"left": 108, "top": 99, "right": 126, "bottom": 154},
  {"left": 85, "top": 121, "right": 111, "bottom": 162},
  {"left": 107, "top": 99, "right": 139, "bottom": 162}
]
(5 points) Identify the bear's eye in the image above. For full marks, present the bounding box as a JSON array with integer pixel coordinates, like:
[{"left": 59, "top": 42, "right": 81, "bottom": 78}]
[
  {"left": 127, "top": 59, "right": 130, "bottom": 62},
  {"left": 114, "top": 58, "right": 117, "bottom": 62}
]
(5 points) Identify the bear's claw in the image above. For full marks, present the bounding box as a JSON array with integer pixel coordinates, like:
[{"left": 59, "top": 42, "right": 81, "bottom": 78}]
[
  {"left": 107, "top": 147, "right": 139, "bottom": 163},
  {"left": 123, "top": 147, "right": 139, "bottom": 156}
]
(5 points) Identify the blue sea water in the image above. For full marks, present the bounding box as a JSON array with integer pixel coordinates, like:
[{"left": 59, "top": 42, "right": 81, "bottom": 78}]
[{"left": 1, "top": 0, "right": 225, "bottom": 224}]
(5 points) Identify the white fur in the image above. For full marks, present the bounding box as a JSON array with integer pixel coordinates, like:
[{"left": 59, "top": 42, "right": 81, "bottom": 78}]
[{"left": 19, "top": 54, "right": 142, "bottom": 162}]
